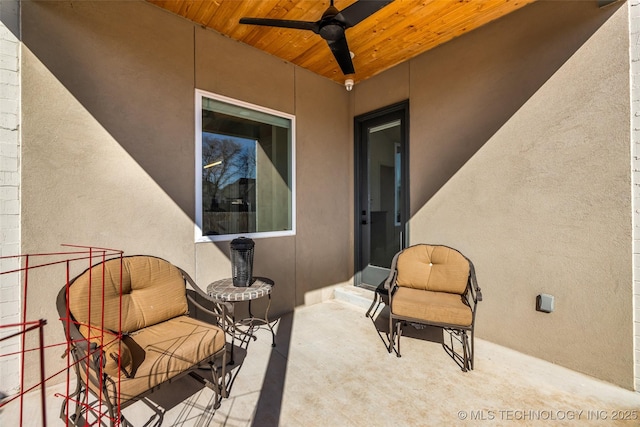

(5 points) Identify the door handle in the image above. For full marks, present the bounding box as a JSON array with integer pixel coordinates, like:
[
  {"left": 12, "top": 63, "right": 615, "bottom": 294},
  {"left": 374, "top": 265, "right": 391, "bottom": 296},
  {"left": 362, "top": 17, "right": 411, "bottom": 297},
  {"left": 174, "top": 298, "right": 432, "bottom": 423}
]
[{"left": 361, "top": 210, "right": 367, "bottom": 225}]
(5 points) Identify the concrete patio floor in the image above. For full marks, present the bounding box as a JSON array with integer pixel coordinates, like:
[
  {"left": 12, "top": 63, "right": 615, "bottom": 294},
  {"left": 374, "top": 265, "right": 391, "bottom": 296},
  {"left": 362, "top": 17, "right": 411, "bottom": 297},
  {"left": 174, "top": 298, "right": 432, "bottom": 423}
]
[{"left": 2, "top": 293, "right": 640, "bottom": 426}]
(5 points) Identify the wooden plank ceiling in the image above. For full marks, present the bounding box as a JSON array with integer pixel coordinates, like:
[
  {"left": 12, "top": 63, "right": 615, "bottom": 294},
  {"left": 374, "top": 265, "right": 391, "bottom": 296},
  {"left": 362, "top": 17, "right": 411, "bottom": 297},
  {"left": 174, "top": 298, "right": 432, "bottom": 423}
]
[{"left": 146, "top": 0, "right": 536, "bottom": 85}]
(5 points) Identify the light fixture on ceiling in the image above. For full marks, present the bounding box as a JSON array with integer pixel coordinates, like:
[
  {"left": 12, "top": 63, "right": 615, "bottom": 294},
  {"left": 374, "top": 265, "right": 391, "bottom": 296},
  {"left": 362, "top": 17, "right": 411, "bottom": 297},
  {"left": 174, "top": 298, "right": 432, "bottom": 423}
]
[
  {"left": 345, "top": 78, "right": 354, "bottom": 91},
  {"left": 344, "top": 51, "right": 355, "bottom": 91}
]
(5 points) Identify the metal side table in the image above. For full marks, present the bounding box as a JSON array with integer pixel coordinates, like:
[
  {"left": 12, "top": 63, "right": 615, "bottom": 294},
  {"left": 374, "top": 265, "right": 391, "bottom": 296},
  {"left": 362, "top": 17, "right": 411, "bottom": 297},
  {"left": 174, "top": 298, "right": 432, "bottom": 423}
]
[{"left": 207, "top": 277, "right": 275, "bottom": 364}]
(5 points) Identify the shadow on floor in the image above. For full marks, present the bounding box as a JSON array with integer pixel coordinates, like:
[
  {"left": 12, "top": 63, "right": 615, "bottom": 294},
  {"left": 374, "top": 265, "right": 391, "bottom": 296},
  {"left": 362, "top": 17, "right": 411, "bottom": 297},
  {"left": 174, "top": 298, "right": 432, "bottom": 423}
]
[
  {"left": 250, "top": 311, "right": 293, "bottom": 427},
  {"left": 366, "top": 287, "right": 474, "bottom": 372},
  {"left": 137, "top": 344, "right": 249, "bottom": 425},
  {"left": 136, "top": 311, "right": 294, "bottom": 426}
]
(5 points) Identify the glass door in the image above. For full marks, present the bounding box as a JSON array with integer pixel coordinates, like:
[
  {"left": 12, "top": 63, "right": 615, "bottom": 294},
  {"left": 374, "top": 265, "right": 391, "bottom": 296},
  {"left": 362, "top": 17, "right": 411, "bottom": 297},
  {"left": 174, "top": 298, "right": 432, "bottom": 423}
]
[{"left": 355, "top": 102, "right": 409, "bottom": 289}]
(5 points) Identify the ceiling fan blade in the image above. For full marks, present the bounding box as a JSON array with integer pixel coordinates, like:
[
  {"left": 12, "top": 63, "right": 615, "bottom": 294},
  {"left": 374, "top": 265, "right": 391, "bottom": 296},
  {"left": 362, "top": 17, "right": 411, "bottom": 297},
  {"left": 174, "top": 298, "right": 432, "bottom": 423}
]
[
  {"left": 239, "top": 18, "right": 319, "bottom": 33},
  {"left": 327, "top": 35, "right": 355, "bottom": 75},
  {"left": 339, "top": 0, "right": 394, "bottom": 27}
]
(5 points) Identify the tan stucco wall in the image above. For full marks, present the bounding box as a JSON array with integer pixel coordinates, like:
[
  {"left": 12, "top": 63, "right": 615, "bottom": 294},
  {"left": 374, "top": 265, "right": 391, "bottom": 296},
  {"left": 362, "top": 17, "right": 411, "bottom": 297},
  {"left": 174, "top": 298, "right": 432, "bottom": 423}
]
[
  {"left": 18, "top": 0, "right": 634, "bottom": 390},
  {"left": 355, "top": 1, "right": 633, "bottom": 388},
  {"left": 20, "top": 0, "right": 352, "bottom": 383}
]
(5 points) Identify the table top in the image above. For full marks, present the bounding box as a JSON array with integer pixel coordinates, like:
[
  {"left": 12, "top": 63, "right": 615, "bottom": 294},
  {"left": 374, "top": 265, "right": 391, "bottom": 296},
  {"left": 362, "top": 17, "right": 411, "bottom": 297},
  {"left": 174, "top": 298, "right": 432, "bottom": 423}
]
[{"left": 207, "top": 277, "right": 274, "bottom": 302}]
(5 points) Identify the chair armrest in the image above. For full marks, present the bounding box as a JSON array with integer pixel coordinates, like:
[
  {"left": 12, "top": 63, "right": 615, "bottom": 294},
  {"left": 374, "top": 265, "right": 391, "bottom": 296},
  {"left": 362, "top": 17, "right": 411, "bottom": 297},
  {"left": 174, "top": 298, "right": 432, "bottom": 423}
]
[
  {"left": 179, "top": 267, "right": 227, "bottom": 330},
  {"left": 384, "top": 251, "right": 402, "bottom": 290},
  {"left": 74, "top": 339, "right": 98, "bottom": 352},
  {"left": 186, "top": 291, "right": 227, "bottom": 321},
  {"left": 182, "top": 271, "right": 210, "bottom": 300},
  {"left": 468, "top": 260, "right": 482, "bottom": 303},
  {"left": 384, "top": 271, "right": 396, "bottom": 291}
]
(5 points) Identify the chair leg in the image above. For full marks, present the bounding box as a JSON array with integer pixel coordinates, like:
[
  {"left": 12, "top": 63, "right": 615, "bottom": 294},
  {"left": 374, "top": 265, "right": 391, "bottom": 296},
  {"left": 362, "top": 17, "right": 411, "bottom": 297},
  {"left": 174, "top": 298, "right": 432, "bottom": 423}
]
[
  {"left": 461, "top": 331, "right": 470, "bottom": 372},
  {"left": 395, "top": 320, "right": 402, "bottom": 358},
  {"left": 59, "top": 366, "right": 84, "bottom": 425},
  {"left": 388, "top": 316, "right": 394, "bottom": 354},
  {"left": 59, "top": 385, "right": 83, "bottom": 425},
  {"left": 102, "top": 377, "right": 135, "bottom": 427},
  {"left": 366, "top": 291, "right": 379, "bottom": 318},
  {"left": 194, "top": 345, "right": 228, "bottom": 409},
  {"left": 192, "top": 359, "right": 227, "bottom": 409},
  {"left": 469, "top": 329, "right": 475, "bottom": 370},
  {"left": 60, "top": 363, "right": 118, "bottom": 426},
  {"left": 60, "top": 380, "right": 130, "bottom": 427},
  {"left": 210, "top": 363, "right": 225, "bottom": 409},
  {"left": 441, "top": 328, "right": 474, "bottom": 372}
]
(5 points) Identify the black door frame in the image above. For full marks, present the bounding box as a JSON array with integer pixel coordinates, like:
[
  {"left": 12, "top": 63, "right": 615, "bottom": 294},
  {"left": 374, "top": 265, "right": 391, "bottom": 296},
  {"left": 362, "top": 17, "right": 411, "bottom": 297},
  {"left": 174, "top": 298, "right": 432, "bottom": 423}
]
[{"left": 354, "top": 100, "right": 410, "bottom": 290}]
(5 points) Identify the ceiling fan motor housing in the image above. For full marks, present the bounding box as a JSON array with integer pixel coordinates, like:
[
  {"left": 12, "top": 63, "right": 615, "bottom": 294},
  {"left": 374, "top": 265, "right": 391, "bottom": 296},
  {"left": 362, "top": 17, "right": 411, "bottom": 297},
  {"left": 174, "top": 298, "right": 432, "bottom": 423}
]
[{"left": 319, "top": 22, "right": 345, "bottom": 40}]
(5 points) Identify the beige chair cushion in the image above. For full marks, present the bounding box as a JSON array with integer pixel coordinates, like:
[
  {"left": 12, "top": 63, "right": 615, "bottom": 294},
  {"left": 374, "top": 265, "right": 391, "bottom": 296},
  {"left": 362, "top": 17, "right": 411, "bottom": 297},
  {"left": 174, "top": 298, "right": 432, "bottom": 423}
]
[
  {"left": 392, "top": 287, "right": 472, "bottom": 327},
  {"left": 396, "top": 245, "right": 469, "bottom": 294},
  {"left": 91, "top": 316, "right": 226, "bottom": 405},
  {"left": 78, "top": 323, "right": 133, "bottom": 378},
  {"left": 69, "top": 256, "right": 188, "bottom": 332}
]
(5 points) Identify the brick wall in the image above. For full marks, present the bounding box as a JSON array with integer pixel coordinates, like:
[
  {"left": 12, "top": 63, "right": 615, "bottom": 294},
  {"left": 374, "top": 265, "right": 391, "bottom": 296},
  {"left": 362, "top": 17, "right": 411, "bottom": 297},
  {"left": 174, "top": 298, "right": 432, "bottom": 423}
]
[{"left": 0, "top": 0, "right": 20, "bottom": 395}]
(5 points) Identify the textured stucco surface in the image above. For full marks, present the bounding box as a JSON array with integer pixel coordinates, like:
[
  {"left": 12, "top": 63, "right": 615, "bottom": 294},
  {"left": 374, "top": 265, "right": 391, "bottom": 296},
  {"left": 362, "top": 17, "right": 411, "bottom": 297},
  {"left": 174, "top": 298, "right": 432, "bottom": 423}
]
[
  {"left": 16, "top": 0, "right": 636, "bottom": 390},
  {"left": 20, "top": 0, "right": 351, "bottom": 385},
  {"left": 628, "top": 0, "right": 640, "bottom": 392},
  {"left": 407, "top": 2, "right": 631, "bottom": 388},
  {"left": 353, "top": 0, "right": 634, "bottom": 389}
]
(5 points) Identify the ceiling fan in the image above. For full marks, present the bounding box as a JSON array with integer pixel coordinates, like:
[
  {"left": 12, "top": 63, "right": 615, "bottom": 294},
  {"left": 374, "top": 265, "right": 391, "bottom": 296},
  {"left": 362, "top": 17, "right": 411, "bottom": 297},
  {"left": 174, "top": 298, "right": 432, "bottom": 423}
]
[{"left": 239, "top": 0, "right": 394, "bottom": 75}]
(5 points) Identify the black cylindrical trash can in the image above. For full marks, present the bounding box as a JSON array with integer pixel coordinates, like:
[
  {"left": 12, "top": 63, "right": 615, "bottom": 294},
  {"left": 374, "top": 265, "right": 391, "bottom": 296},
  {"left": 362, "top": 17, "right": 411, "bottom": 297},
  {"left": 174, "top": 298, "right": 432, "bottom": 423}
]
[{"left": 230, "top": 237, "right": 255, "bottom": 287}]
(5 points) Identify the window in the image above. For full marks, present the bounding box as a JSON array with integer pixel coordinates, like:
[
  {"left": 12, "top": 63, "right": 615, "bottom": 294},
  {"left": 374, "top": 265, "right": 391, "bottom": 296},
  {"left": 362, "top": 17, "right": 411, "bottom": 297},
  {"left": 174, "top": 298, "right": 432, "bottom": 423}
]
[{"left": 195, "top": 90, "right": 295, "bottom": 242}]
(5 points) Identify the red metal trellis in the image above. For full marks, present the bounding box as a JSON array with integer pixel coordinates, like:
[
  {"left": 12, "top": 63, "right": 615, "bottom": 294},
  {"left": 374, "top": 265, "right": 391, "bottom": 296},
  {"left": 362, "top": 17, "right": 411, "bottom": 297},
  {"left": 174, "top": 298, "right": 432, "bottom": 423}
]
[{"left": 0, "top": 244, "right": 124, "bottom": 426}]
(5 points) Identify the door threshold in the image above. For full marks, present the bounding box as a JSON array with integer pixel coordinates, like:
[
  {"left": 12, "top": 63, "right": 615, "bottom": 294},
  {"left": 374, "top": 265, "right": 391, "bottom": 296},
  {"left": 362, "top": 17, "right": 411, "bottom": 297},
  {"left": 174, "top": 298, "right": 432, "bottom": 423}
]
[{"left": 334, "top": 285, "right": 375, "bottom": 310}]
